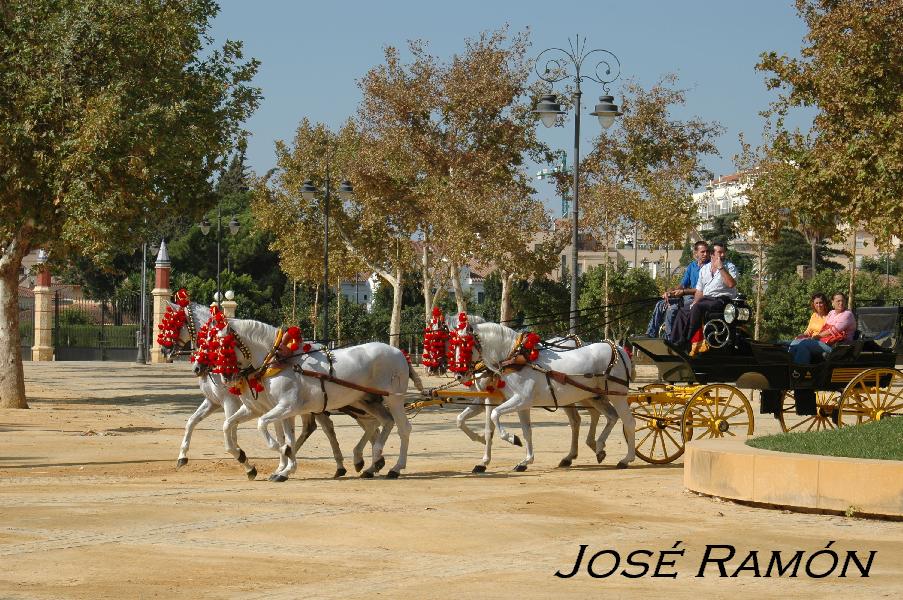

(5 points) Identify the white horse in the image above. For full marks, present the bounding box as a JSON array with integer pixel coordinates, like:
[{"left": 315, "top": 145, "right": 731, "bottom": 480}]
[
  {"left": 217, "top": 318, "right": 422, "bottom": 480},
  {"left": 453, "top": 338, "right": 620, "bottom": 471},
  {"left": 455, "top": 322, "right": 636, "bottom": 472},
  {"left": 423, "top": 316, "right": 619, "bottom": 471},
  {"left": 161, "top": 302, "right": 384, "bottom": 479}
]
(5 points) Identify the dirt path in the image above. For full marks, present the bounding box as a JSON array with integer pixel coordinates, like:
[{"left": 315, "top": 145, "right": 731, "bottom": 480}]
[{"left": 1, "top": 362, "right": 900, "bottom": 599}]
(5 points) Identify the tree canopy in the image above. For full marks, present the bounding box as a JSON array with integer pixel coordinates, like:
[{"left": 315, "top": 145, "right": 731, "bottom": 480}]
[{"left": 0, "top": 0, "right": 260, "bottom": 408}]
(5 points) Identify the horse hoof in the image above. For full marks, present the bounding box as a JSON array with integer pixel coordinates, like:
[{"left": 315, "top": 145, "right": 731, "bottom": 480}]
[
  {"left": 472, "top": 465, "right": 487, "bottom": 474},
  {"left": 353, "top": 460, "right": 365, "bottom": 473},
  {"left": 596, "top": 451, "right": 606, "bottom": 464},
  {"left": 373, "top": 457, "right": 386, "bottom": 472},
  {"left": 616, "top": 461, "right": 629, "bottom": 469},
  {"left": 271, "top": 474, "right": 288, "bottom": 482},
  {"left": 386, "top": 470, "right": 400, "bottom": 479},
  {"left": 512, "top": 435, "right": 523, "bottom": 447},
  {"left": 513, "top": 464, "right": 528, "bottom": 472},
  {"left": 334, "top": 467, "right": 347, "bottom": 479},
  {"left": 176, "top": 458, "right": 187, "bottom": 468},
  {"left": 246, "top": 466, "right": 258, "bottom": 480},
  {"left": 360, "top": 471, "right": 374, "bottom": 479},
  {"left": 557, "top": 458, "right": 572, "bottom": 468}
]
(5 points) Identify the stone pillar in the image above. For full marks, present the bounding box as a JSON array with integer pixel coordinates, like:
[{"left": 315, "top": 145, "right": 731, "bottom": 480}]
[
  {"left": 31, "top": 267, "right": 54, "bottom": 361},
  {"left": 220, "top": 290, "right": 237, "bottom": 318},
  {"left": 150, "top": 240, "right": 171, "bottom": 364}
]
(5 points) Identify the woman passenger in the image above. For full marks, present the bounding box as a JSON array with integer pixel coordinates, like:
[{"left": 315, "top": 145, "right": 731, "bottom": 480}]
[
  {"left": 789, "top": 292, "right": 856, "bottom": 364},
  {"left": 789, "top": 292, "right": 830, "bottom": 347}
]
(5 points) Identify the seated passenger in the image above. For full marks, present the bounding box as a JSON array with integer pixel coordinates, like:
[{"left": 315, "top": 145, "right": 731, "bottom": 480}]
[
  {"left": 669, "top": 241, "right": 738, "bottom": 349},
  {"left": 789, "top": 292, "right": 856, "bottom": 364},
  {"left": 645, "top": 241, "right": 709, "bottom": 337},
  {"left": 787, "top": 292, "right": 829, "bottom": 348}
]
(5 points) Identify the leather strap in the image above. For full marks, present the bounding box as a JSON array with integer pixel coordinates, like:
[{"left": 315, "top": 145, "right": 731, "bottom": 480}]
[{"left": 292, "top": 365, "right": 391, "bottom": 397}]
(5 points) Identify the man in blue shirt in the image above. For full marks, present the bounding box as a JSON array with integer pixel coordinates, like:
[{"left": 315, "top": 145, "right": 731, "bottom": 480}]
[{"left": 645, "top": 241, "right": 710, "bottom": 337}]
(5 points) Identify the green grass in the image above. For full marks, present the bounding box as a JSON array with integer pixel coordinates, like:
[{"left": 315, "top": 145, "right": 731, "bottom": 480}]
[{"left": 747, "top": 417, "right": 903, "bottom": 461}]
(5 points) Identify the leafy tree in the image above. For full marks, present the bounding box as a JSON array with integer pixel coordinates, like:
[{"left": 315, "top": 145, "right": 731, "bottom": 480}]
[
  {"left": 0, "top": 0, "right": 259, "bottom": 408},
  {"left": 510, "top": 277, "right": 571, "bottom": 337},
  {"left": 579, "top": 260, "right": 658, "bottom": 342},
  {"left": 578, "top": 76, "right": 722, "bottom": 337},
  {"left": 765, "top": 228, "right": 844, "bottom": 280},
  {"left": 758, "top": 0, "right": 903, "bottom": 304},
  {"left": 701, "top": 213, "right": 739, "bottom": 244}
]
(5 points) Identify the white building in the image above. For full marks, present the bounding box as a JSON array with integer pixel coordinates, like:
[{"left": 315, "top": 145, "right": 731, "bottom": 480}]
[{"left": 693, "top": 172, "right": 752, "bottom": 234}]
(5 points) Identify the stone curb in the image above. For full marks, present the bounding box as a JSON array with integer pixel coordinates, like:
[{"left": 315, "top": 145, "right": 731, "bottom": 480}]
[{"left": 684, "top": 438, "right": 903, "bottom": 518}]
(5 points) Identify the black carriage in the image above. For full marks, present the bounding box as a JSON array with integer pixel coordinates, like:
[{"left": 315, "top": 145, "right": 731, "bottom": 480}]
[{"left": 626, "top": 300, "right": 903, "bottom": 463}]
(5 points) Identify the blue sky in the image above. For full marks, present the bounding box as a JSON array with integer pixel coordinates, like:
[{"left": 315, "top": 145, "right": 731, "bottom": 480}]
[{"left": 211, "top": 1, "right": 810, "bottom": 202}]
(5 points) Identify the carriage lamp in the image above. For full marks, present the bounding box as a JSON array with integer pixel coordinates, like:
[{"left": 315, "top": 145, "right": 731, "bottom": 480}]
[
  {"left": 589, "top": 95, "right": 623, "bottom": 129},
  {"left": 723, "top": 303, "right": 737, "bottom": 324},
  {"left": 737, "top": 307, "right": 751, "bottom": 322},
  {"left": 228, "top": 216, "right": 240, "bottom": 236},
  {"left": 199, "top": 218, "right": 211, "bottom": 236}
]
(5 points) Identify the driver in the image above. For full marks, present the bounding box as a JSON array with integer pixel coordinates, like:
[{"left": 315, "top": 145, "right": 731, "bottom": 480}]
[{"left": 669, "top": 240, "right": 738, "bottom": 350}]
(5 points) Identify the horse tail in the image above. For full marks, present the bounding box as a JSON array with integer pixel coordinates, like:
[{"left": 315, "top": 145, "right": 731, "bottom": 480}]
[
  {"left": 615, "top": 344, "right": 635, "bottom": 384},
  {"left": 407, "top": 362, "right": 424, "bottom": 392}
]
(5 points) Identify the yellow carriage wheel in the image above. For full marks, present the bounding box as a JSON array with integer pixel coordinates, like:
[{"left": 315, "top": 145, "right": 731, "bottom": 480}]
[
  {"left": 632, "top": 391, "right": 686, "bottom": 464},
  {"left": 777, "top": 390, "right": 841, "bottom": 433},
  {"left": 681, "top": 384, "right": 754, "bottom": 442},
  {"left": 838, "top": 368, "right": 903, "bottom": 426}
]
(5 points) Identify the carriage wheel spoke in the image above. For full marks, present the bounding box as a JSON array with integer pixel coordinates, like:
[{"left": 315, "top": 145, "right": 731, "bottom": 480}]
[
  {"left": 787, "top": 418, "right": 812, "bottom": 432},
  {"left": 721, "top": 405, "right": 746, "bottom": 420},
  {"left": 663, "top": 426, "right": 681, "bottom": 449},
  {"left": 637, "top": 428, "right": 655, "bottom": 448}
]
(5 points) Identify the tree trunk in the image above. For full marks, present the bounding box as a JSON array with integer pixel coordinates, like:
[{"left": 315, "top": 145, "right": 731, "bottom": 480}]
[
  {"left": 311, "top": 287, "right": 319, "bottom": 340},
  {"left": 754, "top": 242, "right": 764, "bottom": 339},
  {"left": 0, "top": 266, "right": 28, "bottom": 409},
  {"left": 421, "top": 240, "right": 433, "bottom": 323},
  {"left": 603, "top": 240, "right": 611, "bottom": 341},
  {"left": 499, "top": 271, "right": 514, "bottom": 324},
  {"left": 451, "top": 262, "right": 467, "bottom": 315},
  {"left": 335, "top": 276, "right": 341, "bottom": 345},
  {"left": 389, "top": 267, "right": 404, "bottom": 347},
  {"left": 848, "top": 230, "right": 857, "bottom": 307},
  {"left": 810, "top": 236, "right": 817, "bottom": 276}
]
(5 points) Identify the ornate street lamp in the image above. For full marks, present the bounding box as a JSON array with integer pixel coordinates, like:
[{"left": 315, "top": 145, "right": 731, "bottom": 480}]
[
  {"left": 300, "top": 173, "right": 354, "bottom": 346},
  {"left": 533, "top": 36, "right": 622, "bottom": 335}
]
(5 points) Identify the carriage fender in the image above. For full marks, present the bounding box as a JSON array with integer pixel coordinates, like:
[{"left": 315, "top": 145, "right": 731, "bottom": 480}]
[{"left": 734, "top": 372, "right": 770, "bottom": 390}]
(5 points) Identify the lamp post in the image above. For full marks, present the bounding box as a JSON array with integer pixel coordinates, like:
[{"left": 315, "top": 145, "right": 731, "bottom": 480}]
[
  {"left": 533, "top": 36, "right": 622, "bottom": 334},
  {"left": 300, "top": 170, "right": 354, "bottom": 346},
  {"left": 199, "top": 204, "right": 240, "bottom": 305},
  {"left": 135, "top": 239, "right": 160, "bottom": 364}
]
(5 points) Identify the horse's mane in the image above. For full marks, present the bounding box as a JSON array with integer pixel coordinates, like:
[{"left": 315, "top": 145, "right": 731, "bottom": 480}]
[
  {"left": 446, "top": 313, "right": 486, "bottom": 329},
  {"left": 227, "top": 318, "right": 280, "bottom": 366},
  {"left": 474, "top": 322, "right": 520, "bottom": 371}
]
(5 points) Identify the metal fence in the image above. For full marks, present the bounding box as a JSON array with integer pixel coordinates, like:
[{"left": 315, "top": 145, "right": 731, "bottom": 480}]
[{"left": 53, "top": 291, "right": 146, "bottom": 361}]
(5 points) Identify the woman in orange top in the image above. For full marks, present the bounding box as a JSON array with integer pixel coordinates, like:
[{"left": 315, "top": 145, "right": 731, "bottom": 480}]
[{"left": 798, "top": 292, "right": 830, "bottom": 339}]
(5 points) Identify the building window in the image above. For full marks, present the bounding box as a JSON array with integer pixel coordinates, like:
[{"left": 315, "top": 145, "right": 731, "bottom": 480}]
[{"left": 477, "top": 292, "right": 485, "bottom": 304}]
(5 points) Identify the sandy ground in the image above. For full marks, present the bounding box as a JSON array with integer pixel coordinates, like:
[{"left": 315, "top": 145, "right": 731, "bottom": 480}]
[{"left": 1, "top": 361, "right": 901, "bottom": 599}]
